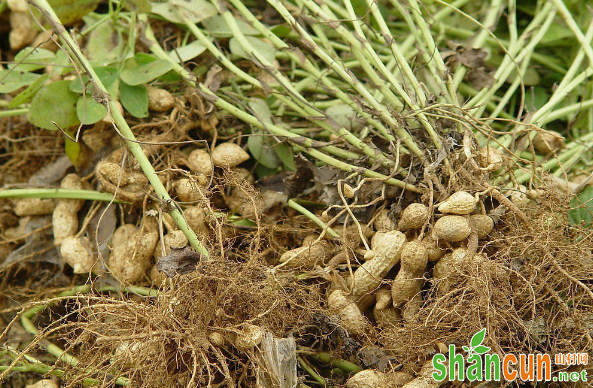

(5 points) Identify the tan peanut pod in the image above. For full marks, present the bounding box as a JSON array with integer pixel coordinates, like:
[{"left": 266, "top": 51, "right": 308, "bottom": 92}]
[
  {"left": 234, "top": 323, "right": 263, "bottom": 350},
  {"left": 433, "top": 248, "right": 467, "bottom": 279},
  {"left": 533, "top": 130, "right": 564, "bottom": 154},
  {"left": 60, "top": 236, "right": 95, "bottom": 274},
  {"left": 391, "top": 269, "right": 423, "bottom": 308},
  {"left": 469, "top": 214, "right": 494, "bottom": 239},
  {"left": 327, "top": 290, "right": 366, "bottom": 334},
  {"left": 375, "top": 287, "right": 392, "bottom": 310},
  {"left": 362, "top": 250, "right": 375, "bottom": 261},
  {"left": 96, "top": 161, "right": 147, "bottom": 202},
  {"left": 422, "top": 234, "right": 445, "bottom": 262},
  {"left": 153, "top": 230, "right": 188, "bottom": 258},
  {"left": 401, "top": 360, "right": 445, "bottom": 388},
  {"left": 14, "top": 198, "right": 54, "bottom": 216},
  {"left": 7, "top": 0, "right": 29, "bottom": 12},
  {"left": 278, "top": 240, "right": 331, "bottom": 268},
  {"left": 397, "top": 203, "right": 429, "bottom": 230},
  {"left": 108, "top": 216, "right": 159, "bottom": 283},
  {"left": 373, "top": 208, "right": 395, "bottom": 232},
  {"left": 187, "top": 149, "right": 213, "bottom": 176},
  {"left": 432, "top": 215, "right": 471, "bottom": 242},
  {"left": 351, "top": 231, "right": 406, "bottom": 298},
  {"left": 343, "top": 183, "right": 355, "bottom": 198},
  {"left": 373, "top": 305, "right": 402, "bottom": 326},
  {"left": 478, "top": 148, "right": 503, "bottom": 171},
  {"left": 53, "top": 202, "right": 80, "bottom": 246},
  {"left": 400, "top": 241, "right": 428, "bottom": 273},
  {"left": 401, "top": 294, "right": 423, "bottom": 322},
  {"left": 510, "top": 185, "right": 529, "bottom": 207},
  {"left": 183, "top": 206, "right": 211, "bottom": 236},
  {"left": 346, "top": 369, "right": 389, "bottom": 388},
  {"left": 388, "top": 371, "right": 415, "bottom": 387},
  {"left": 174, "top": 178, "right": 206, "bottom": 202},
  {"left": 211, "top": 142, "right": 249, "bottom": 167},
  {"left": 149, "top": 265, "right": 167, "bottom": 285},
  {"left": 146, "top": 85, "right": 175, "bottom": 112},
  {"left": 437, "top": 191, "right": 477, "bottom": 215},
  {"left": 208, "top": 332, "right": 226, "bottom": 347},
  {"left": 26, "top": 380, "right": 59, "bottom": 388},
  {"left": 433, "top": 248, "right": 469, "bottom": 294},
  {"left": 9, "top": 12, "right": 36, "bottom": 50}
]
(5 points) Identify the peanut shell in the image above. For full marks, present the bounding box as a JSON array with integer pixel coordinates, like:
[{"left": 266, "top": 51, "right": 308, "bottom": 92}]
[
  {"left": 211, "top": 142, "right": 249, "bottom": 167},
  {"left": 327, "top": 289, "right": 366, "bottom": 334},
  {"left": 432, "top": 215, "right": 471, "bottom": 242},
  {"left": 398, "top": 203, "right": 429, "bottom": 230},
  {"left": 470, "top": 214, "right": 494, "bottom": 239},
  {"left": 437, "top": 191, "right": 477, "bottom": 215}
]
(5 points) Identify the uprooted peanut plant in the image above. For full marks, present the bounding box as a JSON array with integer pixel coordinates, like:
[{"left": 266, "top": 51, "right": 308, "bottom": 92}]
[{"left": 1, "top": 0, "right": 593, "bottom": 387}]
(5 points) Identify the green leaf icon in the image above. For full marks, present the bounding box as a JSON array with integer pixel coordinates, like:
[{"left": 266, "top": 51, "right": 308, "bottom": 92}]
[
  {"left": 462, "top": 345, "right": 470, "bottom": 353},
  {"left": 471, "top": 329, "right": 486, "bottom": 348},
  {"left": 473, "top": 345, "right": 491, "bottom": 355}
]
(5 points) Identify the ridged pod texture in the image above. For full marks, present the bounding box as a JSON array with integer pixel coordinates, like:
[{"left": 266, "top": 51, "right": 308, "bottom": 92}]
[
  {"left": 351, "top": 231, "right": 406, "bottom": 298},
  {"left": 432, "top": 216, "right": 471, "bottom": 242},
  {"left": 437, "top": 191, "right": 477, "bottom": 215},
  {"left": 109, "top": 216, "right": 159, "bottom": 283},
  {"left": 397, "top": 203, "right": 429, "bottom": 230},
  {"left": 327, "top": 289, "right": 366, "bottom": 334}
]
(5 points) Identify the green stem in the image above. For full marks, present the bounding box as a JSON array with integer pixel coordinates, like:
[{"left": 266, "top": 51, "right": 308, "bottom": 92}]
[
  {"left": 0, "top": 188, "right": 126, "bottom": 202},
  {"left": 287, "top": 199, "right": 339, "bottom": 239},
  {"left": 0, "top": 108, "right": 28, "bottom": 117},
  {"left": 311, "top": 352, "right": 362, "bottom": 374}
]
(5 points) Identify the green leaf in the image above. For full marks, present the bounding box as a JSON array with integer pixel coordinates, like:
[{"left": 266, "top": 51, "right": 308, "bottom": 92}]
[
  {"left": 274, "top": 142, "right": 296, "bottom": 171},
  {"left": 326, "top": 103, "right": 363, "bottom": 131},
  {"left": 122, "top": 0, "right": 151, "bottom": 13},
  {"left": 119, "top": 82, "right": 148, "bottom": 118},
  {"left": 168, "top": 40, "right": 207, "bottom": 63},
  {"left": 151, "top": 0, "right": 217, "bottom": 24},
  {"left": 76, "top": 95, "right": 107, "bottom": 124},
  {"left": 28, "top": 80, "right": 80, "bottom": 130},
  {"left": 271, "top": 25, "right": 291, "bottom": 38},
  {"left": 203, "top": 15, "right": 258, "bottom": 37},
  {"left": 473, "top": 345, "right": 491, "bottom": 354},
  {"left": 569, "top": 186, "right": 593, "bottom": 227},
  {"left": 9, "top": 47, "right": 56, "bottom": 72},
  {"left": 247, "top": 98, "right": 281, "bottom": 169},
  {"left": 470, "top": 328, "right": 486, "bottom": 348},
  {"left": 42, "top": 0, "right": 102, "bottom": 25},
  {"left": 8, "top": 74, "right": 49, "bottom": 108},
  {"left": 119, "top": 56, "right": 174, "bottom": 85},
  {"left": 69, "top": 66, "right": 119, "bottom": 98},
  {"left": 229, "top": 36, "right": 277, "bottom": 64},
  {"left": 64, "top": 128, "right": 93, "bottom": 171},
  {"left": 86, "top": 20, "right": 126, "bottom": 65},
  {"left": 0, "top": 70, "right": 40, "bottom": 93}
]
